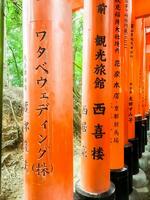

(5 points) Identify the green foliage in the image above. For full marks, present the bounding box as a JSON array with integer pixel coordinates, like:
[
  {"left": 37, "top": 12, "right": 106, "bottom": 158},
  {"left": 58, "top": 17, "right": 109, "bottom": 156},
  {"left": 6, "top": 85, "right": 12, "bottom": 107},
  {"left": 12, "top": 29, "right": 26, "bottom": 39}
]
[
  {"left": 6, "top": 0, "right": 23, "bottom": 87},
  {"left": 73, "top": 11, "right": 83, "bottom": 136}
]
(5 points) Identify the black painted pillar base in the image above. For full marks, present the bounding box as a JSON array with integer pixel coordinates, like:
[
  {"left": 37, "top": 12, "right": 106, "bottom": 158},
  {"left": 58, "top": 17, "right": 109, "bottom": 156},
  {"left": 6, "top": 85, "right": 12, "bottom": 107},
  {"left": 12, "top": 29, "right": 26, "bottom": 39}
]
[
  {"left": 142, "top": 124, "right": 145, "bottom": 153},
  {"left": 75, "top": 181, "right": 115, "bottom": 200},
  {"left": 128, "top": 138, "right": 139, "bottom": 175},
  {"left": 110, "top": 167, "right": 129, "bottom": 200},
  {"left": 124, "top": 143, "right": 133, "bottom": 194},
  {"left": 145, "top": 112, "right": 150, "bottom": 131},
  {"left": 135, "top": 115, "right": 143, "bottom": 158},
  {"left": 142, "top": 118, "right": 148, "bottom": 153},
  {"left": 142, "top": 118, "right": 148, "bottom": 146}
]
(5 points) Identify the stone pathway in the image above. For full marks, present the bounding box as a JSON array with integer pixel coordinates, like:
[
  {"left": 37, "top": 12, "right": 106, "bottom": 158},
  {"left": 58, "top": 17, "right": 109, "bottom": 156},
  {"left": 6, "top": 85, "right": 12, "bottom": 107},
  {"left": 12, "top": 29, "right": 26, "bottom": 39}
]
[{"left": 130, "top": 131, "right": 150, "bottom": 200}]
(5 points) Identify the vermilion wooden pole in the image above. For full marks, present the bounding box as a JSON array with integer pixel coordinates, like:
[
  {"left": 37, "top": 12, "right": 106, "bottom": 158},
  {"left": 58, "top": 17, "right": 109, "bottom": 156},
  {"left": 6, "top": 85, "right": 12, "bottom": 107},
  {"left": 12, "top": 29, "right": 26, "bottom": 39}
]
[
  {"left": 145, "top": 37, "right": 150, "bottom": 131},
  {"left": 134, "top": 18, "right": 144, "bottom": 159},
  {"left": 144, "top": 32, "right": 150, "bottom": 115},
  {"left": 110, "top": 1, "right": 129, "bottom": 199},
  {"left": 141, "top": 22, "right": 147, "bottom": 153},
  {"left": 134, "top": 18, "right": 143, "bottom": 115},
  {"left": 23, "top": 1, "right": 73, "bottom": 200},
  {"left": 139, "top": 21, "right": 148, "bottom": 153},
  {"left": 139, "top": 19, "right": 145, "bottom": 117},
  {"left": 124, "top": 0, "right": 131, "bottom": 145},
  {"left": 80, "top": 0, "right": 111, "bottom": 192},
  {"left": 122, "top": 0, "right": 133, "bottom": 195},
  {"left": 76, "top": 1, "right": 115, "bottom": 199},
  {"left": 128, "top": 0, "right": 135, "bottom": 140},
  {"left": 146, "top": 52, "right": 150, "bottom": 110},
  {"left": 145, "top": 52, "right": 149, "bottom": 112},
  {"left": 127, "top": 0, "right": 140, "bottom": 176},
  {"left": 146, "top": 36, "right": 150, "bottom": 111},
  {"left": 110, "top": 0, "right": 125, "bottom": 170},
  {"left": 141, "top": 19, "right": 146, "bottom": 117}
]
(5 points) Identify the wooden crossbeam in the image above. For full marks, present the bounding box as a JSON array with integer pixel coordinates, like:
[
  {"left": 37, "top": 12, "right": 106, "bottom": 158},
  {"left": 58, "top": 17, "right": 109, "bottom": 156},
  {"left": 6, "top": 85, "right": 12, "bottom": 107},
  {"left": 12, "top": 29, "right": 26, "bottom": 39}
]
[
  {"left": 134, "top": 0, "right": 150, "bottom": 18},
  {"left": 72, "top": 0, "right": 83, "bottom": 12}
]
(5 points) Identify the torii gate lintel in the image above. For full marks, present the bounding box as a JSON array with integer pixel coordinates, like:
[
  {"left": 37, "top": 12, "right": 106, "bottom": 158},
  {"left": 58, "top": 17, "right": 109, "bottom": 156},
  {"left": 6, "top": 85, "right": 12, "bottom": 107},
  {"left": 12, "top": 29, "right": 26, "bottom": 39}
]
[
  {"left": 133, "top": 0, "right": 150, "bottom": 19},
  {"left": 72, "top": 0, "right": 83, "bottom": 12}
]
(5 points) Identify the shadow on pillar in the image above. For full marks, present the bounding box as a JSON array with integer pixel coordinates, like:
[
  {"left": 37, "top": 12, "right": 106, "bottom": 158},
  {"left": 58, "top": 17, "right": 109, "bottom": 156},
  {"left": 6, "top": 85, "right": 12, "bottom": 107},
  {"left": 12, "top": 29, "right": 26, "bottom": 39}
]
[
  {"left": 124, "top": 143, "right": 133, "bottom": 194},
  {"left": 110, "top": 167, "right": 129, "bottom": 200},
  {"left": 75, "top": 182, "right": 115, "bottom": 200},
  {"left": 142, "top": 118, "right": 148, "bottom": 146},
  {"left": 145, "top": 112, "right": 150, "bottom": 131},
  {"left": 135, "top": 115, "right": 143, "bottom": 158},
  {"left": 142, "top": 118, "right": 147, "bottom": 153},
  {"left": 128, "top": 138, "right": 139, "bottom": 175}
]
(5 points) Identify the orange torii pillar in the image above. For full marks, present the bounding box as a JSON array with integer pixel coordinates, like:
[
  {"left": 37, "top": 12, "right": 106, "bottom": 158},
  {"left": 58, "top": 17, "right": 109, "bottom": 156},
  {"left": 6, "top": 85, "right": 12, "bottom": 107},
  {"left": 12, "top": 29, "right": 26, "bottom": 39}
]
[
  {"left": 145, "top": 37, "right": 150, "bottom": 116},
  {"left": 141, "top": 22, "right": 148, "bottom": 154},
  {"left": 147, "top": 51, "right": 150, "bottom": 111},
  {"left": 127, "top": 1, "right": 140, "bottom": 176},
  {"left": 134, "top": 18, "right": 144, "bottom": 159},
  {"left": 145, "top": 49, "right": 150, "bottom": 145},
  {"left": 133, "top": 0, "right": 150, "bottom": 146},
  {"left": 128, "top": 5, "right": 135, "bottom": 143},
  {"left": 144, "top": 31, "right": 150, "bottom": 133},
  {"left": 145, "top": 49, "right": 150, "bottom": 135},
  {"left": 110, "top": 0, "right": 129, "bottom": 199},
  {"left": 147, "top": 52, "right": 150, "bottom": 112},
  {"left": 124, "top": 0, "right": 130, "bottom": 146},
  {"left": 142, "top": 33, "right": 150, "bottom": 148},
  {"left": 75, "top": 1, "right": 115, "bottom": 200},
  {"left": 138, "top": 19, "right": 147, "bottom": 155},
  {"left": 133, "top": 0, "right": 150, "bottom": 135},
  {"left": 135, "top": 2, "right": 150, "bottom": 133},
  {"left": 23, "top": 1, "right": 73, "bottom": 200},
  {"left": 123, "top": 0, "right": 133, "bottom": 194},
  {"left": 146, "top": 32, "right": 150, "bottom": 131},
  {"left": 138, "top": 19, "right": 145, "bottom": 118},
  {"left": 141, "top": 20, "right": 146, "bottom": 117}
]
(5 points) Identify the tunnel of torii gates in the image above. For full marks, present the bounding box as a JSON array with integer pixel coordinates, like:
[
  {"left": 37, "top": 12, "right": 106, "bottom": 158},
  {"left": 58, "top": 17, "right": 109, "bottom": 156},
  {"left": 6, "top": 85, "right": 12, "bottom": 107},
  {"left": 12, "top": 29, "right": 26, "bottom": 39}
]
[{"left": 21, "top": 0, "right": 150, "bottom": 200}]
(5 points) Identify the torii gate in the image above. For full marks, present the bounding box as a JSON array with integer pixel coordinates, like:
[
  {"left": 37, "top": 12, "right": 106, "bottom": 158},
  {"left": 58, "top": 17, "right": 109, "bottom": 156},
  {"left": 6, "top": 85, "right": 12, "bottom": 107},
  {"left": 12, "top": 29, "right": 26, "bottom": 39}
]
[
  {"left": 23, "top": 0, "right": 150, "bottom": 200},
  {"left": 73, "top": 0, "right": 150, "bottom": 199}
]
